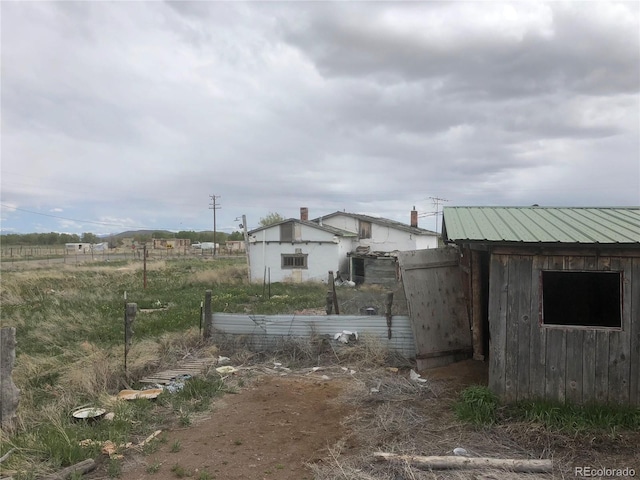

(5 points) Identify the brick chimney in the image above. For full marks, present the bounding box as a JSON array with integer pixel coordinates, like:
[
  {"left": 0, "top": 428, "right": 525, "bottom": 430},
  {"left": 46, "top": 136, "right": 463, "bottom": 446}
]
[
  {"left": 410, "top": 206, "right": 418, "bottom": 228},
  {"left": 300, "top": 207, "right": 309, "bottom": 221}
]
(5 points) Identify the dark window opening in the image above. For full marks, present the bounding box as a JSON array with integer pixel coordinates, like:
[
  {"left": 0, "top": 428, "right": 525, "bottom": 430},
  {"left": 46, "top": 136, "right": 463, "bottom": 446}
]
[
  {"left": 282, "top": 254, "right": 307, "bottom": 269},
  {"left": 542, "top": 271, "right": 621, "bottom": 328},
  {"left": 352, "top": 257, "right": 365, "bottom": 284},
  {"left": 280, "top": 223, "right": 293, "bottom": 242},
  {"left": 359, "top": 221, "right": 371, "bottom": 239}
]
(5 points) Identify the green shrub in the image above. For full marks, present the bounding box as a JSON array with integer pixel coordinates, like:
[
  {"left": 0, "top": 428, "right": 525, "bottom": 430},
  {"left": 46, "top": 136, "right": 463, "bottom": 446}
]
[
  {"left": 505, "top": 400, "right": 640, "bottom": 433},
  {"left": 454, "top": 385, "right": 499, "bottom": 426}
]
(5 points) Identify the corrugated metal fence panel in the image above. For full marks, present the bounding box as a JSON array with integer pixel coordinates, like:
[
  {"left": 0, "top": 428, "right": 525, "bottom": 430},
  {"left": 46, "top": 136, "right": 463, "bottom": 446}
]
[{"left": 211, "top": 314, "right": 416, "bottom": 358}]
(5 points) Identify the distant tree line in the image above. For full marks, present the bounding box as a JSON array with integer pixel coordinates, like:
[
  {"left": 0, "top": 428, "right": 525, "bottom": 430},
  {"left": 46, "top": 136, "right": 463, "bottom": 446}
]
[
  {"left": 1, "top": 230, "right": 245, "bottom": 246},
  {"left": 1, "top": 232, "right": 83, "bottom": 245}
]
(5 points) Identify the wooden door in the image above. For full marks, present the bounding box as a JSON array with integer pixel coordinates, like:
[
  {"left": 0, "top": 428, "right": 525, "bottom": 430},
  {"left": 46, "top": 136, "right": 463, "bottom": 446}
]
[{"left": 398, "top": 247, "right": 472, "bottom": 369}]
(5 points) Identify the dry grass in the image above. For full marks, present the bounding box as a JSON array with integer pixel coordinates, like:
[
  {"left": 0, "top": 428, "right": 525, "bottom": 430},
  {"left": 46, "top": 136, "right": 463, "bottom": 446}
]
[
  {"left": 188, "top": 264, "right": 248, "bottom": 285},
  {"left": 310, "top": 374, "right": 549, "bottom": 480},
  {"left": 156, "top": 327, "right": 219, "bottom": 366},
  {"left": 308, "top": 363, "right": 640, "bottom": 480}
]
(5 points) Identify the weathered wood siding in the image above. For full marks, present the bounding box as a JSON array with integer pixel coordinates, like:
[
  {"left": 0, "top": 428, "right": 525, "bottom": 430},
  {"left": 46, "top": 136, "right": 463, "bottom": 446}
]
[{"left": 489, "top": 250, "right": 640, "bottom": 405}]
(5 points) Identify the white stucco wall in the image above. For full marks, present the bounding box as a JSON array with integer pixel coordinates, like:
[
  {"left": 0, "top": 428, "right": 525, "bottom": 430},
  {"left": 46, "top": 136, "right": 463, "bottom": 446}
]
[
  {"left": 415, "top": 235, "right": 439, "bottom": 249},
  {"left": 249, "top": 241, "right": 342, "bottom": 283},
  {"left": 336, "top": 237, "right": 354, "bottom": 277}
]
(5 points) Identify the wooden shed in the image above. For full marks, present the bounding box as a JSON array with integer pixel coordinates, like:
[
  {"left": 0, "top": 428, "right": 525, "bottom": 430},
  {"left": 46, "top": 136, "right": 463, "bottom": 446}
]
[{"left": 442, "top": 206, "right": 640, "bottom": 406}]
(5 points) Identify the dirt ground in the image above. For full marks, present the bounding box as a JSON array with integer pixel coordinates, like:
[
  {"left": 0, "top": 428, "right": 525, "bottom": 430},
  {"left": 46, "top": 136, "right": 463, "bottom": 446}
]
[
  {"left": 88, "top": 360, "right": 638, "bottom": 480},
  {"left": 119, "top": 373, "right": 353, "bottom": 480}
]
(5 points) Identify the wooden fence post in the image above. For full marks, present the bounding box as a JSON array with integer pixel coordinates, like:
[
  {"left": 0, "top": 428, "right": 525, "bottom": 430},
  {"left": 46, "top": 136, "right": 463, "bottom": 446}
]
[
  {"left": 143, "top": 244, "right": 147, "bottom": 289},
  {"left": 203, "top": 290, "right": 213, "bottom": 339},
  {"left": 124, "top": 303, "right": 137, "bottom": 375},
  {"left": 1, "top": 327, "right": 20, "bottom": 429},
  {"left": 325, "top": 291, "right": 333, "bottom": 315},
  {"left": 385, "top": 292, "right": 394, "bottom": 339},
  {"left": 328, "top": 271, "right": 340, "bottom": 314}
]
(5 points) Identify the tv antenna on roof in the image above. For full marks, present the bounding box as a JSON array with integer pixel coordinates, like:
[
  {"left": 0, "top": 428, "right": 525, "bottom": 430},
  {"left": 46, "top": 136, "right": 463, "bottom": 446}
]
[{"left": 428, "top": 196, "right": 448, "bottom": 234}]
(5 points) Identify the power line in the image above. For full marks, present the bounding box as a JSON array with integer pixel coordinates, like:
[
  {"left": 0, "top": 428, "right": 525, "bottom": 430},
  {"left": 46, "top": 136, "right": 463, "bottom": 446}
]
[{"left": 0, "top": 204, "right": 152, "bottom": 229}]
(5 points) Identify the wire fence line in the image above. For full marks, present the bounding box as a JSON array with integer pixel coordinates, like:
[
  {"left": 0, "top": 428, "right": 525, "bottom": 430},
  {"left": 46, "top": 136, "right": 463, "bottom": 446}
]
[{"left": 0, "top": 245, "right": 247, "bottom": 266}]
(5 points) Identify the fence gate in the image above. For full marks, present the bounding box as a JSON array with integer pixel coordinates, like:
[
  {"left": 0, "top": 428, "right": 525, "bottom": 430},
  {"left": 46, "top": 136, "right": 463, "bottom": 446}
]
[{"left": 398, "top": 246, "right": 472, "bottom": 369}]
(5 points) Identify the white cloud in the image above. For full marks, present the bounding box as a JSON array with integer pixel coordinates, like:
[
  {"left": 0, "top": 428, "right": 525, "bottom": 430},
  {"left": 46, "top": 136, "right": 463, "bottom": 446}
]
[{"left": 1, "top": 1, "right": 638, "bottom": 234}]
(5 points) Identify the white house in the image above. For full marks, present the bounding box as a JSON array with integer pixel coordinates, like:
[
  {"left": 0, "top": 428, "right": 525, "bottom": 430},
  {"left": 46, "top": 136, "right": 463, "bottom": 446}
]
[
  {"left": 315, "top": 210, "right": 438, "bottom": 252},
  {"left": 248, "top": 218, "right": 357, "bottom": 283},
  {"left": 248, "top": 208, "right": 439, "bottom": 284}
]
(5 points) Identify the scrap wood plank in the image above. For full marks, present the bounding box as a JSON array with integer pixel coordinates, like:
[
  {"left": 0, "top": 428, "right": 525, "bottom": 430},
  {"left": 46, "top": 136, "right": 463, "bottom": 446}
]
[{"left": 139, "top": 358, "right": 216, "bottom": 384}]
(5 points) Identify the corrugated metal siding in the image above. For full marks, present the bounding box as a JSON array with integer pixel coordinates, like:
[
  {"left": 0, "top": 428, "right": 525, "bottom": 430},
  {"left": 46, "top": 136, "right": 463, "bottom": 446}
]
[
  {"left": 443, "top": 207, "right": 640, "bottom": 244},
  {"left": 211, "top": 314, "right": 416, "bottom": 358}
]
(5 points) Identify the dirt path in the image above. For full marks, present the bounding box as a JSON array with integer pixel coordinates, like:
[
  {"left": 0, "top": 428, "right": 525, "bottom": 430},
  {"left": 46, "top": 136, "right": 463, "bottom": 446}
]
[{"left": 123, "top": 375, "right": 351, "bottom": 480}]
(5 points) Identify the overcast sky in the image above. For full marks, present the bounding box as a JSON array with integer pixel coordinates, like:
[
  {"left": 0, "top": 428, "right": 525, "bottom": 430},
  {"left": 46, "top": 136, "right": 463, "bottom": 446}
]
[{"left": 1, "top": 1, "right": 639, "bottom": 235}]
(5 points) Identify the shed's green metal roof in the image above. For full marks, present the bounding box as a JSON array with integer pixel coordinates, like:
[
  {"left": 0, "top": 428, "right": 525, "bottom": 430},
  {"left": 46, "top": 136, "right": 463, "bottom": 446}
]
[{"left": 442, "top": 207, "right": 640, "bottom": 245}]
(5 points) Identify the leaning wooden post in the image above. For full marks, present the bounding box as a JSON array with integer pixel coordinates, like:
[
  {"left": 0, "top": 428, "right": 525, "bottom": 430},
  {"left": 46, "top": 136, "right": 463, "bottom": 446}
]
[
  {"left": 124, "top": 303, "right": 136, "bottom": 376},
  {"left": 1, "top": 327, "right": 20, "bottom": 429},
  {"left": 203, "top": 290, "right": 213, "bottom": 339},
  {"left": 385, "top": 292, "right": 394, "bottom": 339},
  {"left": 328, "top": 271, "right": 340, "bottom": 315}
]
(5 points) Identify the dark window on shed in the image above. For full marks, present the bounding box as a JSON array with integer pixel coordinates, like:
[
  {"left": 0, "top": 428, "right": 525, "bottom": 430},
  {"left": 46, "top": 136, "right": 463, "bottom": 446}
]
[
  {"left": 541, "top": 271, "right": 621, "bottom": 328},
  {"left": 282, "top": 254, "right": 307, "bottom": 269}
]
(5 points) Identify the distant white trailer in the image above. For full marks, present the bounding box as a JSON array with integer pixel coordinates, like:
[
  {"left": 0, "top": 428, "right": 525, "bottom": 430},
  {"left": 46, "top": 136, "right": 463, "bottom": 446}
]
[
  {"left": 200, "top": 242, "right": 219, "bottom": 250},
  {"left": 65, "top": 243, "right": 92, "bottom": 253}
]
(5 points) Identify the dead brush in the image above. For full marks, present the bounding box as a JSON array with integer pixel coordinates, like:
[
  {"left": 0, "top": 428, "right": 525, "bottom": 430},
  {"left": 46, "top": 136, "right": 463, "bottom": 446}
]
[
  {"left": 332, "top": 333, "right": 412, "bottom": 369},
  {"left": 267, "top": 336, "right": 317, "bottom": 367},
  {"left": 156, "top": 327, "right": 218, "bottom": 366},
  {"left": 208, "top": 332, "right": 256, "bottom": 365}
]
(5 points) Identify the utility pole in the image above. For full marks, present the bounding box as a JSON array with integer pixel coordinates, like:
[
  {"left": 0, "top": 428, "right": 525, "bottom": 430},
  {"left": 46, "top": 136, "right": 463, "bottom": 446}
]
[
  {"left": 209, "top": 194, "right": 221, "bottom": 256},
  {"left": 242, "top": 214, "right": 251, "bottom": 282},
  {"left": 428, "top": 196, "right": 449, "bottom": 234}
]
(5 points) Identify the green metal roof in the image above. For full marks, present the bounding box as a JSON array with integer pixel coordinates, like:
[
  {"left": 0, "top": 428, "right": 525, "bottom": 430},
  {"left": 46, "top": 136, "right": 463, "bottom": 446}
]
[{"left": 442, "top": 207, "right": 640, "bottom": 245}]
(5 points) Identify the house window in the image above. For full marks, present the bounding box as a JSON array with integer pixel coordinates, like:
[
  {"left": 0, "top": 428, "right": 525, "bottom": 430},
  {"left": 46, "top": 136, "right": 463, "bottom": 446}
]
[
  {"left": 280, "top": 223, "right": 293, "bottom": 242},
  {"left": 359, "top": 221, "right": 371, "bottom": 239},
  {"left": 541, "top": 271, "right": 622, "bottom": 328},
  {"left": 282, "top": 254, "right": 308, "bottom": 269}
]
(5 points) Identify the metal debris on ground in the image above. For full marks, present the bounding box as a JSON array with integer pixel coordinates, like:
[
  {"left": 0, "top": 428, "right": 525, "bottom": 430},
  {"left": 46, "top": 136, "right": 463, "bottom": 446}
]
[
  {"left": 217, "top": 356, "right": 231, "bottom": 365},
  {"left": 334, "top": 330, "right": 358, "bottom": 344},
  {"left": 453, "top": 447, "right": 470, "bottom": 457},
  {"left": 409, "top": 369, "right": 428, "bottom": 383},
  {"left": 162, "top": 374, "right": 191, "bottom": 393}
]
